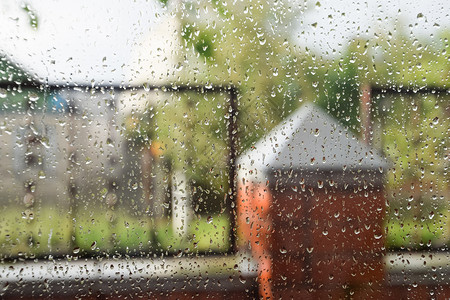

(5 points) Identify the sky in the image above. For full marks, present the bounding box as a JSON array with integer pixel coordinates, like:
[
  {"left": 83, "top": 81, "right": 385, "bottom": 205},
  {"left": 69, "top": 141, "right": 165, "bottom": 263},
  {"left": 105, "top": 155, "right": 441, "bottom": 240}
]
[
  {"left": 0, "top": 0, "right": 448, "bottom": 85},
  {"left": 0, "top": 0, "right": 161, "bottom": 85},
  {"left": 295, "top": 0, "right": 450, "bottom": 56}
]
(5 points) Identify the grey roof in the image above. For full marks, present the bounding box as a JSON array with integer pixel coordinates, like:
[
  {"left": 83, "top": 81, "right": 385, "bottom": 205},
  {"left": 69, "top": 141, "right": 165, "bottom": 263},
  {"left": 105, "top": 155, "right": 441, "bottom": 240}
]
[{"left": 237, "top": 103, "right": 388, "bottom": 182}]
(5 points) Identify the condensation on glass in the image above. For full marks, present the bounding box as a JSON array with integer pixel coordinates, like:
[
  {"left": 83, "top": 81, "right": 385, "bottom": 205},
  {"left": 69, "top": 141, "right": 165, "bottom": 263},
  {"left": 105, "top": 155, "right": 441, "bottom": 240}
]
[{"left": 0, "top": 0, "right": 448, "bottom": 299}]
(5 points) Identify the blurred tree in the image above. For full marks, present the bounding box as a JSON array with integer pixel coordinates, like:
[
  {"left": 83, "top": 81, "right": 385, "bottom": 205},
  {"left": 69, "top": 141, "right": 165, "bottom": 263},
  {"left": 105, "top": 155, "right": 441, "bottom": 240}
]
[
  {"left": 312, "top": 49, "right": 361, "bottom": 132},
  {"left": 21, "top": 3, "right": 38, "bottom": 30},
  {"left": 367, "top": 31, "right": 450, "bottom": 248},
  {"left": 147, "top": 0, "right": 309, "bottom": 211},
  {"left": 371, "top": 30, "right": 450, "bottom": 88}
]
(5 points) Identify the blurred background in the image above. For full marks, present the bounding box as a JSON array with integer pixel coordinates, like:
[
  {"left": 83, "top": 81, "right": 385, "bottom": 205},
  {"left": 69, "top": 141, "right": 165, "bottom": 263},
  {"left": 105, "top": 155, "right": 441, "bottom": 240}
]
[{"left": 0, "top": 0, "right": 448, "bottom": 298}]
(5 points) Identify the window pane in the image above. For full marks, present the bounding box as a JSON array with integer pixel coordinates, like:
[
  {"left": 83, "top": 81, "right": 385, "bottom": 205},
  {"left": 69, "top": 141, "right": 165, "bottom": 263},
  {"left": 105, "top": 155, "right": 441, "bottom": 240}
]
[{"left": 0, "top": 0, "right": 448, "bottom": 298}]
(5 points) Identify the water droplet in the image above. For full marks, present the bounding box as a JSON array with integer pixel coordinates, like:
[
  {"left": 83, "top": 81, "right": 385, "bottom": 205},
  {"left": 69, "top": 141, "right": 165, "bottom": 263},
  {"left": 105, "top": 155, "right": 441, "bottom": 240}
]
[
  {"left": 207, "top": 216, "right": 213, "bottom": 224},
  {"left": 73, "top": 247, "right": 80, "bottom": 254},
  {"left": 23, "top": 193, "right": 34, "bottom": 207},
  {"left": 40, "top": 138, "right": 50, "bottom": 149},
  {"left": 28, "top": 92, "right": 39, "bottom": 102},
  {"left": 273, "top": 68, "right": 278, "bottom": 76},
  {"left": 105, "top": 193, "right": 117, "bottom": 206},
  {"left": 0, "top": 88, "right": 7, "bottom": 98},
  {"left": 90, "top": 241, "right": 97, "bottom": 250},
  {"left": 314, "top": 128, "right": 319, "bottom": 136},
  {"left": 322, "top": 229, "right": 328, "bottom": 236},
  {"left": 28, "top": 211, "right": 34, "bottom": 220},
  {"left": 280, "top": 247, "right": 287, "bottom": 254},
  {"left": 106, "top": 138, "right": 114, "bottom": 147}
]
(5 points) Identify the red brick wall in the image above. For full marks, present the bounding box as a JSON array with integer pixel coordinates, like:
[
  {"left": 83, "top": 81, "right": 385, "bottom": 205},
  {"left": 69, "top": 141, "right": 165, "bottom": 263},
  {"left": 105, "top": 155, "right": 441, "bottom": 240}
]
[
  {"left": 270, "top": 186, "right": 386, "bottom": 298},
  {"left": 237, "top": 177, "right": 390, "bottom": 298}
]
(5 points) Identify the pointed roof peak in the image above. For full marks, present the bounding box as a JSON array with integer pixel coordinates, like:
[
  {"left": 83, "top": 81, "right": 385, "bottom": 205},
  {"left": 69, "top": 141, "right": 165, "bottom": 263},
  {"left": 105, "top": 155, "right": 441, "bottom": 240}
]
[{"left": 238, "top": 102, "right": 388, "bottom": 181}]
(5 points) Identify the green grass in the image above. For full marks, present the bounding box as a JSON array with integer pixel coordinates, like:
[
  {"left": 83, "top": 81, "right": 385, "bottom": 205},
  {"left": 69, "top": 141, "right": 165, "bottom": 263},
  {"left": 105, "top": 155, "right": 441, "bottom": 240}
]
[
  {"left": 385, "top": 212, "right": 449, "bottom": 250},
  {"left": 0, "top": 206, "right": 230, "bottom": 258},
  {"left": 154, "top": 215, "right": 230, "bottom": 253},
  {"left": 2, "top": 203, "right": 449, "bottom": 256},
  {"left": 73, "top": 211, "right": 153, "bottom": 255},
  {"left": 0, "top": 207, "right": 71, "bottom": 258}
]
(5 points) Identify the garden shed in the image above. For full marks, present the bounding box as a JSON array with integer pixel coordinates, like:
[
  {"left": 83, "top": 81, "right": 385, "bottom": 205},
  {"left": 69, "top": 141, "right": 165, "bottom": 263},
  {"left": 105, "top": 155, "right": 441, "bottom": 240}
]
[{"left": 237, "top": 103, "right": 388, "bottom": 298}]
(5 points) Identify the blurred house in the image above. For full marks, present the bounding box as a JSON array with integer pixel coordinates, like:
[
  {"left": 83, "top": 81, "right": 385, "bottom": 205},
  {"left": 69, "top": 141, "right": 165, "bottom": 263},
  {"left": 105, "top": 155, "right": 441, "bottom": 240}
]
[
  {"left": 237, "top": 103, "right": 388, "bottom": 298},
  {"left": 0, "top": 56, "right": 135, "bottom": 213}
]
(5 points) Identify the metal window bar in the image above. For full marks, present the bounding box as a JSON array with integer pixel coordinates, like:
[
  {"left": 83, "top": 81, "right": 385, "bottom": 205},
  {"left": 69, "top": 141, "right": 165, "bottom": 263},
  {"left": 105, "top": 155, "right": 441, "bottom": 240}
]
[{"left": 0, "top": 81, "right": 240, "bottom": 255}]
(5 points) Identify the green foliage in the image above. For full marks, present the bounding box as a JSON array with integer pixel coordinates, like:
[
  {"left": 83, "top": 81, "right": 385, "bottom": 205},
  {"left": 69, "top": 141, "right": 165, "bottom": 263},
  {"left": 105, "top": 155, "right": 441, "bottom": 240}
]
[
  {"left": 153, "top": 92, "right": 229, "bottom": 211},
  {"left": 194, "top": 32, "right": 214, "bottom": 59},
  {"left": 366, "top": 30, "right": 449, "bottom": 88},
  {"left": 21, "top": 4, "right": 38, "bottom": 30},
  {"left": 158, "top": 0, "right": 168, "bottom": 6},
  {"left": 385, "top": 210, "right": 449, "bottom": 250},
  {"left": 314, "top": 53, "right": 361, "bottom": 132},
  {"left": 0, "top": 56, "right": 33, "bottom": 84},
  {"left": 154, "top": 214, "right": 229, "bottom": 252},
  {"left": 181, "top": 24, "right": 214, "bottom": 59},
  {"left": 159, "top": 0, "right": 306, "bottom": 152}
]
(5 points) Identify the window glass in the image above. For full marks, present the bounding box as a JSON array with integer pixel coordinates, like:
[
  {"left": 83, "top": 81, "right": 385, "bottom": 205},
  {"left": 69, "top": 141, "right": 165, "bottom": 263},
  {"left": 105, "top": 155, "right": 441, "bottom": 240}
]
[{"left": 0, "top": 0, "right": 448, "bottom": 298}]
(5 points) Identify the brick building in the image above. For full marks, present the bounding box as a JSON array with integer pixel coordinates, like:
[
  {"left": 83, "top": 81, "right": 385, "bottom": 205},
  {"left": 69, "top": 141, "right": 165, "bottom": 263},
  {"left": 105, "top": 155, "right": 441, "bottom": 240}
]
[{"left": 237, "top": 103, "right": 388, "bottom": 298}]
